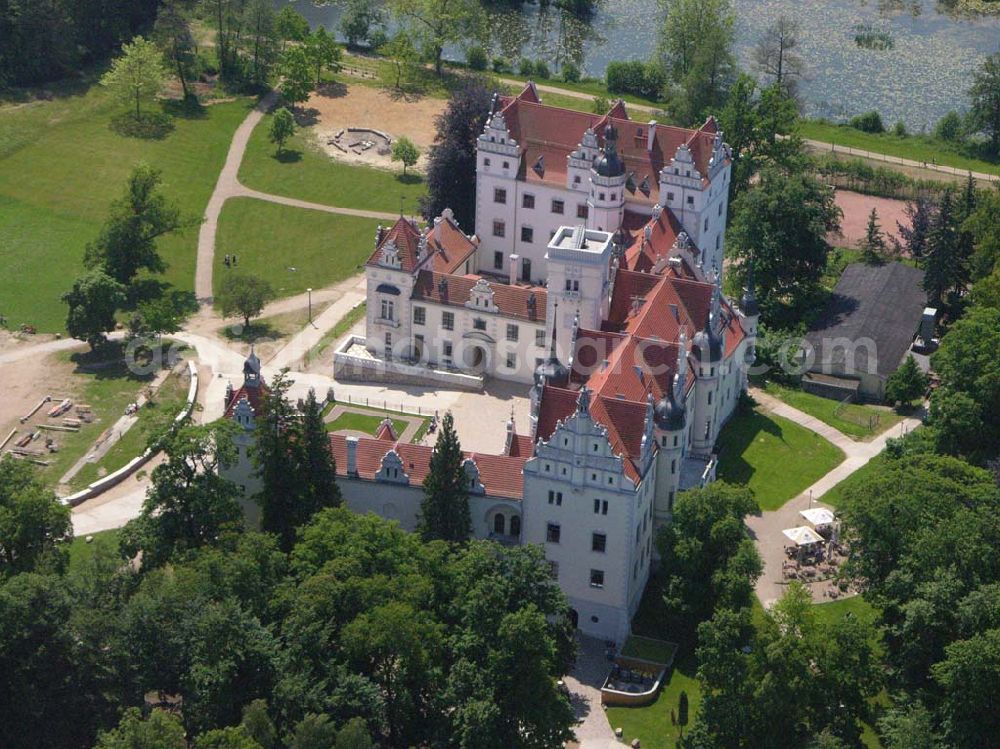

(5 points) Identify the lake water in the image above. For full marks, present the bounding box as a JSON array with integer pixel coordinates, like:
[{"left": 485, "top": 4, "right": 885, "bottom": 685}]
[{"left": 283, "top": 0, "right": 1000, "bottom": 131}]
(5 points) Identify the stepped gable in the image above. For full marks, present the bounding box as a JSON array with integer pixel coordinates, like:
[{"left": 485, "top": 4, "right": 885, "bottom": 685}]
[
  {"left": 495, "top": 83, "right": 721, "bottom": 199},
  {"left": 411, "top": 271, "right": 548, "bottom": 322},
  {"left": 328, "top": 434, "right": 526, "bottom": 499}
]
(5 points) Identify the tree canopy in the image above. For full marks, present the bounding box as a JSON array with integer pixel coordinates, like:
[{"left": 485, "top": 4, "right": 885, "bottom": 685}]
[
  {"left": 417, "top": 411, "right": 472, "bottom": 543},
  {"left": 100, "top": 35, "right": 168, "bottom": 120}
]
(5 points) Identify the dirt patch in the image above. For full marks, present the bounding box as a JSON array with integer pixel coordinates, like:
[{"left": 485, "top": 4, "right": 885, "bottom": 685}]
[
  {"left": 302, "top": 82, "right": 446, "bottom": 171},
  {"left": 0, "top": 351, "right": 82, "bottom": 456},
  {"left": 831, "top": 189, "right": 909, "bottom": 249}
]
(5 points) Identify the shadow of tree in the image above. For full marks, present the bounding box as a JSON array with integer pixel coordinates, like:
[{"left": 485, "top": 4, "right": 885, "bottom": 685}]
[
  {"left": 396, "top": 173, "right": 424, "bottom": 185},
  {"left": 161, "top": 96, "right": 208, "bottom": 120},
  {"left": 315, "top": 81, "right": 348, "bottom": 99},
  {"left": 714, "top": 410, "right": 785, "bottom": 490},
  {"left": 109, "top": 111, "right": 174, "bottom": 140},
  {"left": 294, "top": 106, "right": 321, "bottom": 127},
  {"left": 272, "top": 149, "right": 303, "bottom": 164}
]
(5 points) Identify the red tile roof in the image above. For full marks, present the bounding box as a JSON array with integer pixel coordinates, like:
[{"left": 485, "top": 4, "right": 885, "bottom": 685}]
[
  {"left": 224, "top": 382, "right": 267, "bottom": 419},
  {"left": 366, "top": 215, "right": 477, "bottom": 275},
  {"left": 506, "top": 432, "right": 535, "bottom": 458},
  {"left": 533, "top": 208, "right": 747, "bottom": 482},
  {"left": 328, "top": 434, "right": 526, "bottom": 499},
  {"left": 497, "top": 84, "right": 725, "bottom": 197},
  {"left": 375, "top": 419, "right": 397, "bottom": 441},
  {"left": 411, "top": 271, "right": 547, "bottom": 322}
]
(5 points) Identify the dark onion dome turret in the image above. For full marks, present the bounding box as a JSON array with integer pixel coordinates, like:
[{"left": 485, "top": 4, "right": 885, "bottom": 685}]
[
  {"left": 692, "top": 314, "right": 724, "bottom": 364},
  {"left": 243, "top": 348, "right": 262, "bottom": 385},
  {"left": 654, "top": 386, "right": 686, "bottom": 431},
  {"left": 594, "top": 124, "right": 625, "bottom": 178}
]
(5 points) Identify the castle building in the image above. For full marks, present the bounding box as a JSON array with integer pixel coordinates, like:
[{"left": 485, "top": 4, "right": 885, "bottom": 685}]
[{"left": 225, "top": 85, "right": 759, "bottom": 644}]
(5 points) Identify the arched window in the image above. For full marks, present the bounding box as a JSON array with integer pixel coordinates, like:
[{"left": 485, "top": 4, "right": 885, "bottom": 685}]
[
  {"left": 510, "top": 515, "right": 521, "bottom": 537},
  {"left": 494, "top": 513, "right": 506, "bottom": 535}
]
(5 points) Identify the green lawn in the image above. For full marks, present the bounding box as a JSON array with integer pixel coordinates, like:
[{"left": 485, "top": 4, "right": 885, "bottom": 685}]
[
  {"left": 0, "top": 80, "right": 253, "bottom": 332},
  {"left": 800, "top": 120, "right": 1000, "bottom": 177},
  {"left": 213, "top": 198, "right": 382, "bottom": 299},
  {"left": 622, "top": 635, "right": 678, "bottom": 664},
  {"left": 66, "top": 528, "right": 120, "bottom": 572},
  {"left": 238, "top": 111, "right": 426, "bottom": 213},
  {"left": 70, "top": 365, "right": 190, "bottom": 490},
  {"left": 305, "top": 301, "right": 367, "bottom": 367},
  {"left": 762, "top": 382, "right": 903, "bottom": 441},
  {"left": 821, "top": 452, "right": 887, "bottom": 509},
  {"left": 716, "top": 407, "right": 845, "bottom": 511},
  {"left": 327, "top": 410, "right": 410, "bottom": 438}
]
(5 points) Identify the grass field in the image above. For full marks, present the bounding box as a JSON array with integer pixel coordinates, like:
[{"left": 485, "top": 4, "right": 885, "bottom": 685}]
[
  {"left": 621, "top": 635, "right": 678, "bottom": 664},
  {"left": 0, "top": 79, "right": 253, "bottom": 332},
  {"left": 821, "top": 452, "right": 887, "bottom": 508},
  {"left": 800, "top": 120, "right": 1000, "bottom": 177},
  {"left": 716, "top": 407, "right": 845, "bottom": 510},
  {"left": 66, "top": 528, "right": 120, "bottom": 572},
  {"left": 762, "top": 382, "right": 902, "bottom": 441},
  {"left": 238, "top": 112, "right": 426, "bottom": 213},
  {"left": 213, "top": 198, "right": 382, "bottom": 299},
  {"left": 70, "top": 365, "right": 190, "bottom": 490},
  {"left": 327, "top": 410, "right": 410, "bottom": 438}
]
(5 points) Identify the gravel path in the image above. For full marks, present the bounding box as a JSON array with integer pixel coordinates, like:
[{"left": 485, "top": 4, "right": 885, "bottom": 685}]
[
  {"left": 747, "top": 387, "right": 923, "bottom": 607},
  {"left": 194, "top": 90, "right": 413, "bottom": 304}
]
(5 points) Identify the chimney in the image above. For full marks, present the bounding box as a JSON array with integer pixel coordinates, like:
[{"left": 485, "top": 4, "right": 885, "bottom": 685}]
[
  {"left": 346, "top": 436, "right": 359, "bottom": 476},
  {"left": 509, "top": 253, "right": 519, "bottom": 286},
  {"left": 647, "top": 120, "right": 657, "bottom": 151}
]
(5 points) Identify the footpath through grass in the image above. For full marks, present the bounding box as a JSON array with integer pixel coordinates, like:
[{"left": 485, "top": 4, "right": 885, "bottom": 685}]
[
  {"left": 214, "top": 198, "right": 382, "bottom": 300},
  {"left": 0, "top": 80, "right": 253, "bottom": 332},
  {"left": 762, "top": 381, "right": 903, "bottom": 441},
  {"left": 238, "top": 111, "right": 426, "bottom": 213},
  {"left": 800, "top": 120, "right": 1000, "bottom": 177},
  {"left": 715, "top": 406, "right": 845, "bottom": 510}
]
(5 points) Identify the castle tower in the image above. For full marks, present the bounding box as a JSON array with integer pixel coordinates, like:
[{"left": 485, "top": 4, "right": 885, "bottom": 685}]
[
  {"left": 588, "top": 125, "right": 627, "bottom": 233},
  {"left": 653, "top": 332, "right": 689, "bottom": 518}
]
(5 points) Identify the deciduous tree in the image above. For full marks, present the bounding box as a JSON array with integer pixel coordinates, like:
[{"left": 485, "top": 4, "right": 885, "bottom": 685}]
[
  {"left": 305, "top": 27, "right": 341, "bottom": 87},
  {"left": 280, "top": 46, "right": 314, "bottom": 108},
  {"left": 63, "top": 270, "right": 126, "bottom": 349},
  {"left": 94, "top": 708, "right": 187, "bottom": 749},
  {"left": 391, "top": 135, "right": 420, "bottom": 175},
  {"left": 752, "top": 16, "right": 804, "bottom": 101},
  {"left": 969, "top": 51, "right": 1000, "bottom": 156},
  {"left": 153, "top": 0, "right": 198, "bottom": 99},
  {"left": 269, "top": 107, "right": 296, "bottom": 155},
  {"left": 101, "top": 35, "right": 168, "bottom": 119},
  {"left": 0, "top": 456, "right": 72, "bottom": 577},
  {"left": 389, "top": 0, "right": 483, "bottom": 75},
  {"left": 420, "top": 77, "right": 493, "bottom": 226},
  {"left": 218, "top": 274, "right": 275, "bottom": 330}
]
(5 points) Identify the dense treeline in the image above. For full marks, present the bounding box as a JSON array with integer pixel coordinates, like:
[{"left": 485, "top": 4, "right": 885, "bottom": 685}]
[
  {"left": 0, "top": 0, "right": 160, "bottom": 86},
  {"left": 0, "top": 375, "right": 575, "bottom": 749}
]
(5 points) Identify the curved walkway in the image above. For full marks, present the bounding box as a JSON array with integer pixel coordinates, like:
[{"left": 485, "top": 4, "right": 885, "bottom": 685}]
[
  {"left": 747, "top": 387, "right": 923, "bottom": 607},
  {"left": 194, "top": 91, "right": 411, "bottom": 304}
]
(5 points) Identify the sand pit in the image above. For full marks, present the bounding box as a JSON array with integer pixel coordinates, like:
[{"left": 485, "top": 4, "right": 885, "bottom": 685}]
[
  {"left": 303, "top": 83, "right": 446, "bottom": 171},
  {"left": 832, "top": 190, "right": 909, "bottom": 249}
]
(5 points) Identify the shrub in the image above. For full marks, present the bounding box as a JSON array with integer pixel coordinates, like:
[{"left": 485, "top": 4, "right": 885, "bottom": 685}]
[
  {"left": 893, "top": 121, "right": 907, "bottom": 137},
  {"left": 534, "top": 59, "right": 551, "bottom": 79},
  {"left": 605, "top": 59, "right": 665, "bottom": 100},
  {"left": 849, "top": 110, "right": 885, "bottom": 133},
  {"left": 591, "top": 95, "right": 609, "bottom": 114},
  {"left": 561, "top": 61, "right": 581, "bottom": 83},
  {"left": 492, "top": 57, "right": 508, "bottom": 74},
  {"left": 518, "top": 57, "right": 534, "bottom": 76},
  {"left": 466, "top": 45, "right": 487, "bottom": 71},
  {"left": 934, "top": 110, "right": 965, "bottom": 143}
]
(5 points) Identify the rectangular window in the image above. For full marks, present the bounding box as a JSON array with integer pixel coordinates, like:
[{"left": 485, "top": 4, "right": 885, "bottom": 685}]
[
  {"left": 551, "top": 199, "right": 564, "bottom": 215},
  {"left": 473, "top": 318, "right": 486, "bottom": 331},
  {"left": 687, "top": 195, "right": 694, "bottom": 206},
  {"left": 549, "top": 560, "right": 559, "bottom": 579},
  {"left": 667, "top": 191, "right": 675, "bottom": 202},
  {"left": 593, "top": 499, "right": 609, "bottom": 515},
  {"left": 494, "top": 187, "right": 507, "bottom": 204},
  {"left": 506, "top": 324, "right": 519, "bottom": 342},
  {"left": 506, "top": 352, "right": 517, "bottom": 368},
  {"left": 576, "top": 204, "right": 589, "bottom": 219},
  {"left": 413, "top": 306, "right": 425, "bottom": 325},
  {"left": 492, "top": 220, "right": 505, "bottom": 238},
  {"left": 484, "top": 157, "right": 491, "bottom": 167},
  {"left": 523, "top": 193, "right": 535, "bottom": 209},
  {"left": 535, "top": 330, "right": 546, "bottom": 348},
  {"left": 592, "top": 533, "right": 607, "bottom": 553},
  {"left": 380, "top": 299, "right": 394, "bottom": 321},
  {"left": 590, "top": 569, "right": 605, "bottom": 588},
  {"left": 442, "top": 312, "right": 454, "bottom": 331},
  {"left": 548, "top": 490, "right": 563, "bottom": 506},
  {"left": 494, "top": 251, "right": 504, "bottom": 270},
  {"left": 443, "top": 341, "right": 453, "bottom": 359},
  {"left": 547, "top": 523, "right": 561, "bottom": 543},
  {"left": 521, "top": 226, "right": 533, "bottom": 243}
]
